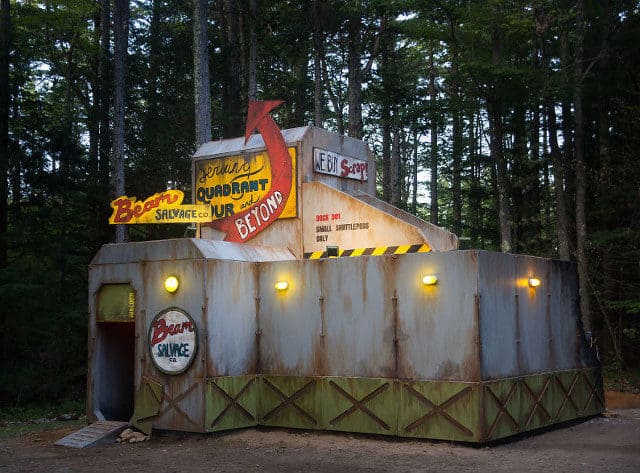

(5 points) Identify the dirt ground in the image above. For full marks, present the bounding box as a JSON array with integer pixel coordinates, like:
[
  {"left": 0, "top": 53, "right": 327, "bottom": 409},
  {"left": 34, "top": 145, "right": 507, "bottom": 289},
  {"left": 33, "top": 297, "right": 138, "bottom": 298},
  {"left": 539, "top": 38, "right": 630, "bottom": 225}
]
[{"left": 1, "top": 409, "right": 639, "bottom": 473}]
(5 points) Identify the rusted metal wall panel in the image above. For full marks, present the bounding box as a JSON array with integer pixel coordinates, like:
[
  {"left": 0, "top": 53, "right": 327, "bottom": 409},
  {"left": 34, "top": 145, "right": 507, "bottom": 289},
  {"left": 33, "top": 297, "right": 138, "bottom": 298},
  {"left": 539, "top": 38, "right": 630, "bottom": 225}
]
[
  {"left": 258, "top": 257, "right": 396, "bottom": 378},
  {"left": 548, "top": 259, "right": 592, "bottom": 370},
  {"left": 395, "top": 251, "right": 480, "bottom": 381},
  {"left": 478, "top": 252, "right": 526, "bottom": 379},
  {"left": 514, "top": 255, "right": 553, "bottom": 375},
  {"left": 320, "top": 257, "right": 395, "bottom": 378},
  {"left": 257, "top": 260, "right": 324, "bottom": 375},
  {"left": 205, "top": 261, "right": 258, "bottom": 376},
  {"left": 140, "top": 258, "right": 207, "bottom": 432},
  {"left": 479, "top": 252, "right": 590, "bottom": 380}
]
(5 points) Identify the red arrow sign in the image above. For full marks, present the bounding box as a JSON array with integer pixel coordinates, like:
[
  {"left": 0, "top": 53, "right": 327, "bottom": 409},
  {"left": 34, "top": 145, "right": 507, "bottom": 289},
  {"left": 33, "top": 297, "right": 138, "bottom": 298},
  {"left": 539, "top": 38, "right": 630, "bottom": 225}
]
[{"left": 204, "top": 100, "right": 292, "bottom": 242}]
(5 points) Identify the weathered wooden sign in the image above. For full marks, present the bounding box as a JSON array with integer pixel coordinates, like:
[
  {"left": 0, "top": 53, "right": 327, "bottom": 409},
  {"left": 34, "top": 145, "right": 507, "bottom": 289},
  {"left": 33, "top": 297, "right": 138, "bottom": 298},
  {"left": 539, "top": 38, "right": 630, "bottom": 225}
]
[
  {"left": 313, "top": 147, "right": 368, "bottom": 181},
  {"left": 200, "top": 100, "right": 296, "bottom": 242},
  {"left": 194, "top": 147, "right": 297, "bottom": 226},
  {"left": 109, "top": 190, "right": 211, "bottom": 224}
]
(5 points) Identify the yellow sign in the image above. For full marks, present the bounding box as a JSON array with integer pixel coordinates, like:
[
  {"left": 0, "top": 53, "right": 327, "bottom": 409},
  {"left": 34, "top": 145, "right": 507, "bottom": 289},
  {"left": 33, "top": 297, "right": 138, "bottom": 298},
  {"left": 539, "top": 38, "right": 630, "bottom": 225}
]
[
  {"left": 109, "top": 190, "right": 211, "bottom": 224},
  {"left": 194, "top": 147, "right": 297, "bottom": 221}
]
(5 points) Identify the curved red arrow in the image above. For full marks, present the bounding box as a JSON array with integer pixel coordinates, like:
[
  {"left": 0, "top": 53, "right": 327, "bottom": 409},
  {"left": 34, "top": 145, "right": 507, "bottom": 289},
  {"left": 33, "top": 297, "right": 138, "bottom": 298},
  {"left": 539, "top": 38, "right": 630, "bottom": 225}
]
[{"left": 205, "top": 100, "right": 292, "bottom": 242}]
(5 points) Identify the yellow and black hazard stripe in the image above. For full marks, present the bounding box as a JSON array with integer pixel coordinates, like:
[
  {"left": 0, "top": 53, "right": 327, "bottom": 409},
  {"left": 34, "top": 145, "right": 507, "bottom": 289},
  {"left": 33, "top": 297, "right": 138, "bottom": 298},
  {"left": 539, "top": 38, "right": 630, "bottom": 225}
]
[{"left": 303, "top": 243, "right": 431, "bottom": 260}]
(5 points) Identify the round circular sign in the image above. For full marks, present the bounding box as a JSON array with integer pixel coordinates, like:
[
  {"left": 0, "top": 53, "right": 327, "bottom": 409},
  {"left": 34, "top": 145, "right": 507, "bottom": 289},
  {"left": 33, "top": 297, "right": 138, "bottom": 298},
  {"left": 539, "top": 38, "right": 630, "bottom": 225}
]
[{"left": 148, "top": 308, "right": 198, "bottom": 375}]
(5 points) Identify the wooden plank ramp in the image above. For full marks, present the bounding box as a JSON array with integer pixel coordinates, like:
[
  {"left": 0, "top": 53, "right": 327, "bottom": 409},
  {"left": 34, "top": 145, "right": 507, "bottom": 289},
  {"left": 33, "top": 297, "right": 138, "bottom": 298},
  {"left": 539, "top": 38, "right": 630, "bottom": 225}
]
[{"left": 55, "top": 420, "right": 128, "bottom": 448}]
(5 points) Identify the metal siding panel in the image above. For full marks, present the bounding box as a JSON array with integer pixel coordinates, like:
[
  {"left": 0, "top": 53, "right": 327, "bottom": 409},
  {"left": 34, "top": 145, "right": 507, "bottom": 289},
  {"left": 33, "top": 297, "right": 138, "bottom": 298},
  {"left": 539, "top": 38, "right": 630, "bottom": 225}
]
[
  {"left": 478, "top": 252, "right": 520, "bottom": 379},
  {"left": 206, "top": 261, "right": 258, "bottom": 376},
  {"left": 258, "top": 261, "right": 323, "bottom": 375},
  {"left": 516, "top": 255, "right": 553, "bottom": 374},
  {"left": 549, "top": 259, "right": 585, "bottom": 370},
  {"left": 396, "top": 251, "right": 480, "bottom": 381},
  {"left": 321, "top": 257, "right": 395, "bottom": 378},
  {"left": 142, "top": 259, "right": 207, "bottom": 432}
]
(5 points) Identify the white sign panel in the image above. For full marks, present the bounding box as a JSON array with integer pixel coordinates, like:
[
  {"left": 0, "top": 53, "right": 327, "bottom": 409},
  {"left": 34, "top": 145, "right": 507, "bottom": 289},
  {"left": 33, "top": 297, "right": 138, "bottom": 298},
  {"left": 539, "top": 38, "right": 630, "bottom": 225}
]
[
  {"left": 313, "top": 148, "right": 368, "bottom": 181},
  {"left": 148, "top": 308, "right": 198, "bottom": 375}
]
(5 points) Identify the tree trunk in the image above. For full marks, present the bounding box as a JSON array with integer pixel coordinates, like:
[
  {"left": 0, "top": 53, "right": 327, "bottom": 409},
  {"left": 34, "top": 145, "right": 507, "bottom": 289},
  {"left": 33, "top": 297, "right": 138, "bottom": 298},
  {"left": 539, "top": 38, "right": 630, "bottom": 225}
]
[
  {"left": 390, "top": 106, "right": 401, "bottom": 207},
  {"left": 193, "top": 0, "right": 212, "bottom": 146},
  {"left": 0, "top": 0, "right": 10, "bottom": 267},
  {"left": 411, "top": 130, "right": 418, "bottom": 214},
  {"left": 546, "top": 102, "right": 571, "bottom": 260},
  {"left": 429, "top": 46, "right": 438, "bottom": 225},
  {"left": 451, "top": 86, "right": 463, "bottom": 236},
  {"left": 573, "top": 0, "right": 591, "bottom": 332},
  {"left": 98, "top": 0, "right": 111, "bottom": 195},
  {"left": 488, "top": 11, "right": 511, "bottom": 253},
  {"left": 111, "top": 0, "right": 129, "bottom": 243},
  {"left": 347, "top": 9, "right": 363, "bottom": 139},
  {"left": 537, "top": 7, "right": 570, "bottom": 260},
  {"left": 248, "top": 0, "right": 257, "bottom": 100},
  {"left": 312, "top": 0, "right": 322, "bottom": 126},
  {"left": 221, "top": 0, "right": 242, "bottom": 137},
  {"left": 469, "top": 110, "right": 482, "bottom": 246}
]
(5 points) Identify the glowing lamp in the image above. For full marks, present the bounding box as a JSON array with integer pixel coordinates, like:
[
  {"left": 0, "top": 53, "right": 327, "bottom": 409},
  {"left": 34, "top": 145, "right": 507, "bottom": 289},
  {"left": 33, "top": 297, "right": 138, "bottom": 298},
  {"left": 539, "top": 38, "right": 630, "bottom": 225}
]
[
  {"left": 422, "top": 274, "right": 438, "bottom": 286},
  {"left": 274, "top": 281, "right": 289, "bottom": 292},
  {"left": 164, "top": 276, "right": 180, "bottom": 293},
  {"left": 528, "top": 277, "right": 541, "bottom": 288}
]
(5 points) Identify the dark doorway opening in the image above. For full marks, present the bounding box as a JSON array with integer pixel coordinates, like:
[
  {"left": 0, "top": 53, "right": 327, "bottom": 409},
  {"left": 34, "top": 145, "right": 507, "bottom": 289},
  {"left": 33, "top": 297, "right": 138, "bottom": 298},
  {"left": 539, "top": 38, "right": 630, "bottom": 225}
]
[{"left": 95, "top": 322, "right": 135, "bottom": 421}]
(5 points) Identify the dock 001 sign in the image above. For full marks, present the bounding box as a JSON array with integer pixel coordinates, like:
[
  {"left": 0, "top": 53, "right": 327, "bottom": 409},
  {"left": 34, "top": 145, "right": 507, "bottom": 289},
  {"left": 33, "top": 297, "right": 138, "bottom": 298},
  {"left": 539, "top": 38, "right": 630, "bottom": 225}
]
[
  {"left": 194, "top": 148, "right": 297, "bottom": 222},
  {"left": 148, "top": 308, "right": 198, "bottom": 375}
]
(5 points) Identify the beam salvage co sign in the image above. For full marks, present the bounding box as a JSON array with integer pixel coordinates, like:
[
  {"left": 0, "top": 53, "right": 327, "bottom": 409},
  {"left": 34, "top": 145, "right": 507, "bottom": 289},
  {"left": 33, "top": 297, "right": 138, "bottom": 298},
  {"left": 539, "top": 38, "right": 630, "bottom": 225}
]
[
  {"left": 148, "top": 308, "right": 198, "bottom": 375},
  {"left": 109, "top": 190, "right": 211, "bottom": 224}
]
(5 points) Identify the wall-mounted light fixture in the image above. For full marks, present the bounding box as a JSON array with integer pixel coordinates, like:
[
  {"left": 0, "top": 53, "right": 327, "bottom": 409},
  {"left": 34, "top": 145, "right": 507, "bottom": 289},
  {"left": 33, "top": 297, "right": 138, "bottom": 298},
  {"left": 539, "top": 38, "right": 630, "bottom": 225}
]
[
  {"left": 164, "top": 275, "right": 180, "bottom": 293},
  {"left": 422, "top": 274, "right": 438, "bottom": 286},
  {"left": 528, "top": 277, "right": 541, "bottom": 288},
  {"left": 274, "top": 281, "right": 289, "bottom": 292}
]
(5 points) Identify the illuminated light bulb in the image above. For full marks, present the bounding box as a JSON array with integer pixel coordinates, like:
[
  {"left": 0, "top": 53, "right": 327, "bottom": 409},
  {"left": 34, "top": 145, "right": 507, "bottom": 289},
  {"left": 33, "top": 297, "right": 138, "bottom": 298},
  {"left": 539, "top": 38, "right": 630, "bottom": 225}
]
[
  {"left": 528, "top": 277, "right": 541, "bottom": 288},
  {"left": 422, "top": 274, "right": 438, "bottom": 286},
  {"left": 274, "top": 281, "right": 289, "bottom": 292},
  {"left": 164, "top": 276, "right": 180, "bottom": 293}
]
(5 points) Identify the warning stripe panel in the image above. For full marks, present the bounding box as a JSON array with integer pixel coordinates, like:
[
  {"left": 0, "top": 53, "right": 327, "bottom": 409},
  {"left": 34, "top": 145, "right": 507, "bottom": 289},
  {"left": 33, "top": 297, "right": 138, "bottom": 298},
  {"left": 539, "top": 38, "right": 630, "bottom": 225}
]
[{"left": 303, "top": 243, "right": 431, "bottom": 260}]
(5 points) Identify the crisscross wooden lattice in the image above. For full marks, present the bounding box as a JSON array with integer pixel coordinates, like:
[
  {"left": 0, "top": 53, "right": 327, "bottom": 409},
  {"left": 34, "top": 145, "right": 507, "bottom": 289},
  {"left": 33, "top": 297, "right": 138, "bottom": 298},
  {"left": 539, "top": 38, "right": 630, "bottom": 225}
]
[
  {"left": 157, "top": 382, "right": 200, "bottom": 429},
  {"left": 521, "top": 377, "right": 552, "bottom": 428},
  {"left": 328, "top": 381, "right": 391, "bottom": 430},
  {"left": 484, "top": 381, "right": 519, "bottom": 438},
  {"left": 262, "top": 378, "right": 318, "bottom": 425},
  {"left": 209, "top": 378, "right": 256, "bottom": 428},
  {"left": 403, "top": 384, "right": 474, "bottom": 437}
]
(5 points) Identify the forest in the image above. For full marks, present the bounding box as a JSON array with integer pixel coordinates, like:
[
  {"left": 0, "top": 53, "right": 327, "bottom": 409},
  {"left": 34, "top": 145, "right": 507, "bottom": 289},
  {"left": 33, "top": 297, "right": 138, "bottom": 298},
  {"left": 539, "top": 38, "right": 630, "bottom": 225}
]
[{"left": 0, "top": 0, "right": 639, "bottom": 405}]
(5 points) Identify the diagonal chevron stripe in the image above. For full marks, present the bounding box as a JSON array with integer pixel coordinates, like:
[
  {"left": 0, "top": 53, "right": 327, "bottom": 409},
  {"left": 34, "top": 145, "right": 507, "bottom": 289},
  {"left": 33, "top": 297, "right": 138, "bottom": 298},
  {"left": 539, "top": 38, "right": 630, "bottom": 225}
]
[{"left": 303, "top": 243, "right": 431, "bottom": 259}]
